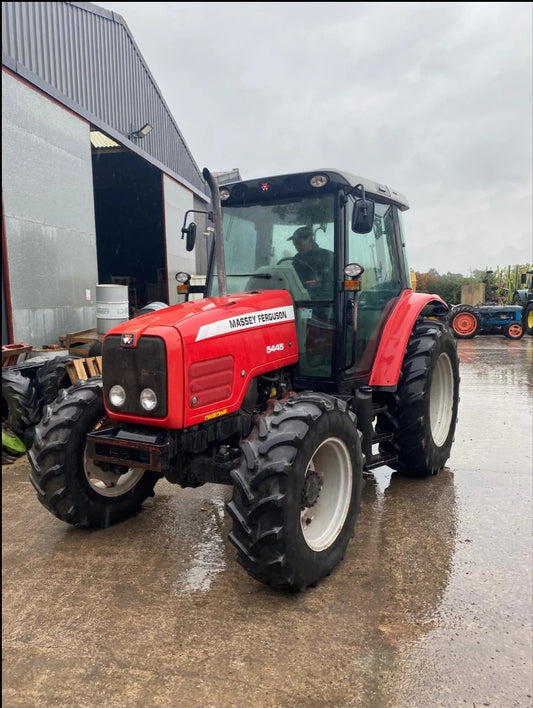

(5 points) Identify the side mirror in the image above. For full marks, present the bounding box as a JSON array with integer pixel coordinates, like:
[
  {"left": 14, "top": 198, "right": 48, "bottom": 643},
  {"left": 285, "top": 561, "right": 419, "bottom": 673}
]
[
  {"left": 520, "top": 273, "right": 527, "bottom": 285},
  {"left": 181, "top": 222, "right": 197, "bottom": 251},
  {"left": 351, "top": 198, "right": 375, "bottom": 234}
]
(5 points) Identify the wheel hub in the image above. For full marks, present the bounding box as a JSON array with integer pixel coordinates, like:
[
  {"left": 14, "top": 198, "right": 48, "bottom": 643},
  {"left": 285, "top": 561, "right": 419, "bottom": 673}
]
[{"left": 301, "top": 469, "right": 321, "bottom": 509}]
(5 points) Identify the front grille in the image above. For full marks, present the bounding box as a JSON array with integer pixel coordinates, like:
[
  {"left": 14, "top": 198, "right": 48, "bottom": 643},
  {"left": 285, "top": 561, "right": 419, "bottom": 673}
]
[{"left": 103, "top": 335, "right": 168, "bottom": 417}]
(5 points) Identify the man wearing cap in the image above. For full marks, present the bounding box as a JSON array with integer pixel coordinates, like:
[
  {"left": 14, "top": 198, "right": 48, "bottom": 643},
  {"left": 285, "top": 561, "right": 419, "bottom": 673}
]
[{"left": 288, "top": 226, "right": 334, "bottom": 300}]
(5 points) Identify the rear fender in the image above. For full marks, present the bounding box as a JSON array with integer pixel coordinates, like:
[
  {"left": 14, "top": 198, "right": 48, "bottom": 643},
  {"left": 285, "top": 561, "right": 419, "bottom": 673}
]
[{"left": 369, "top": 291, "right": 449, "bottom": 387}]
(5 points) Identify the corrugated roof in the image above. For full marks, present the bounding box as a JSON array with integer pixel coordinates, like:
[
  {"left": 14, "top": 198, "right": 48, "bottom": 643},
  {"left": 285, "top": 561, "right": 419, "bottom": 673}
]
[
  {"left": 90, "top": 130, "right": 120, "bottom": 148},
  {"left": 2, "top": 1, "right": 208, "bottom": 199}
]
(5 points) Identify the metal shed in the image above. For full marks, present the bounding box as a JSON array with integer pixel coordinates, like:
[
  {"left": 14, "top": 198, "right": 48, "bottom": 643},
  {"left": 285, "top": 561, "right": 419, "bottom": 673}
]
[{"left": 2, "top": 1, "right": 213, "bottom": 347}]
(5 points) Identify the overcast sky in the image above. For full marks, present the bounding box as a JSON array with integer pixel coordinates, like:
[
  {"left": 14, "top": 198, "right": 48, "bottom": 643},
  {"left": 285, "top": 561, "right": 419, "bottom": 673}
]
[{"left": 100, "top": 1, "right": 532, "bottom": 275}]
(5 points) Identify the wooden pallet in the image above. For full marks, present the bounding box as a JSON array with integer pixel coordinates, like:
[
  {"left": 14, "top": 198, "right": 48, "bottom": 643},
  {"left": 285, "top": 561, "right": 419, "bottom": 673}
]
[
  {"left": 2, "top": 343, "right": 32, "bottom": 367},
  {"left": 66, "top": 356, "right": 103, "bottom": 385},
  {"left": 58, "top": 328, "right": 103, "bottom": 356}
]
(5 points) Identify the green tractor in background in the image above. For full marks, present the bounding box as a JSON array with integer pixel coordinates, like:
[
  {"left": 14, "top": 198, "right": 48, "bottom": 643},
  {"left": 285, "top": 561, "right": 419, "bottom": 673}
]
[{"left": 512, "top": 269, "right": 533, "bottom": 336}]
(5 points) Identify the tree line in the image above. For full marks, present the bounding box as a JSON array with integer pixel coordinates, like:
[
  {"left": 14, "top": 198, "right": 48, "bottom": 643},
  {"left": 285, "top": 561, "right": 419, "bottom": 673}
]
[{"left": 412, "top": 264, "right": 532, "bottom": 306}]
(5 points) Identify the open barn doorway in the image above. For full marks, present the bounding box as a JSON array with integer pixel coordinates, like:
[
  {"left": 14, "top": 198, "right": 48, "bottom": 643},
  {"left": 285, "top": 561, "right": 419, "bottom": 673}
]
[{"left": 92, "top": 146, "right": 167, "bottom": 316}]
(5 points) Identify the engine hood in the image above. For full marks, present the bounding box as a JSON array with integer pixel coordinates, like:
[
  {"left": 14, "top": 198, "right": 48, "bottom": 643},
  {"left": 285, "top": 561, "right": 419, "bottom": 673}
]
[
  {"left": 103, "top": 289, "right": 300, "bottom": 428},
  {"left": 105, "top": 290, "right": 296, "bottom": 345}
]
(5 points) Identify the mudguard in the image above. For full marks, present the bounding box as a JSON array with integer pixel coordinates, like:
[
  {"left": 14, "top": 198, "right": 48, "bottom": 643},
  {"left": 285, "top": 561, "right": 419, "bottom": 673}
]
[{"left": 369, "top": 290, "right": 449, "bottom": 387}]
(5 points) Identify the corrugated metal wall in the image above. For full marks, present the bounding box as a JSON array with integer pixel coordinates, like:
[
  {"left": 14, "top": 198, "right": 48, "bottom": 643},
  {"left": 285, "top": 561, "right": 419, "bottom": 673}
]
[
  {"left": 2, "top": 1, "right": 208, "bottom": 197},
  {"left": 2, "top": 70, "right": 99, "bottom": 345}
]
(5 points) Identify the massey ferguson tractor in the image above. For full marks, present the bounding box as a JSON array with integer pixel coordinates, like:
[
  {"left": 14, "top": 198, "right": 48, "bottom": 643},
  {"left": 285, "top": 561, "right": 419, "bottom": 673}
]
[{"left": 28, "top": 168, "right": 460, "bottom": 592}]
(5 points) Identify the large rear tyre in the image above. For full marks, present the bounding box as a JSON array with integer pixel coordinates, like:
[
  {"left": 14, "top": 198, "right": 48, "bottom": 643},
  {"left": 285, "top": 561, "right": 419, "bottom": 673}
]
[
  {"left": 523, "top": 303, "right": 533, "bottom": 336},
  {"left": 449, "top": 305, "right": 480, "bottom": 339},
  {"left": 227, "top": 392, "right": 364, "bottom": 591},
  {"left": 28, "top": 377, "right": 160, "bottom": 528},
  {"left": 376, "top": 319, "right": 460, "bottom": 476}
]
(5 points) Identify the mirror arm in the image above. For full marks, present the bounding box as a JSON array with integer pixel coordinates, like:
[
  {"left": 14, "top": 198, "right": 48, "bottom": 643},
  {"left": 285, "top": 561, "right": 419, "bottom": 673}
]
[
  {"left": 180, "top": 209, "right": 210, "bottom": 239},
  {"left": 344, "top": 183, "right": 366, "bottom": 200}
]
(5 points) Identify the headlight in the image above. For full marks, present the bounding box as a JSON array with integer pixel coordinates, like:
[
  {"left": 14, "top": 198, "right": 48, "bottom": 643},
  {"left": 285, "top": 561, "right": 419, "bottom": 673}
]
[
  {"left": 140, "top": 388, "right": 158, "bottom": 411},
  {"left": 109, "top": 385, "right": 126, "bottom": 407},
  {"left": 175, "top": 271, "right": 191, "bottom": 284},
  {"left": 344, "top": 263, "right": 365, "bottom": 278}
]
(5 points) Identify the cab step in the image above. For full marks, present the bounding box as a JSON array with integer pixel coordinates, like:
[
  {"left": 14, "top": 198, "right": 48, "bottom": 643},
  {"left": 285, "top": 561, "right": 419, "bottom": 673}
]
[{"left": 365, "top": 453, "right": 398, "bottom": 471}]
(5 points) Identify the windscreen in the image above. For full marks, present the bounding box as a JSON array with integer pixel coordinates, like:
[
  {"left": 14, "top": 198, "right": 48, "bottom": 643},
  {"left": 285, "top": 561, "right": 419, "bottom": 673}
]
[{"left": 208, "top": 194, "right": 336, "bottom": 299}]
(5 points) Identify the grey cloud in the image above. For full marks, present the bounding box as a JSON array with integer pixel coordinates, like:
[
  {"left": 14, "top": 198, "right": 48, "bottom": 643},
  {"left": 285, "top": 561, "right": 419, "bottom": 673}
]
[{"left": 102, "top": 1, "right": 532, "bottom": 274}]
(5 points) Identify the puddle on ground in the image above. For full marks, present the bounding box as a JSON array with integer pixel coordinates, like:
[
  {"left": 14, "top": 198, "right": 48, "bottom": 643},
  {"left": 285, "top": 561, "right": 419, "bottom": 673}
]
[{"left": 176, "top": 493, "right": 227, "bottom": 593}]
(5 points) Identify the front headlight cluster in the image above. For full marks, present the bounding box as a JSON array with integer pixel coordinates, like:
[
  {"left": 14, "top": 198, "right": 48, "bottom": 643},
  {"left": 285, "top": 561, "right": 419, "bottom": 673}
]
[
  {"left": 109, "top": 384, "right": 158, "bottom": 412},
  {"left": 103, "top": 334, "right": 168, "bottom": 417}
]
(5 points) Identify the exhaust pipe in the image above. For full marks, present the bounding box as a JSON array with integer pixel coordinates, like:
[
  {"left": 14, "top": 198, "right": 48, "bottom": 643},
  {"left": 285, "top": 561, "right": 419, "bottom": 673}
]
[{"left": 202, "top": 167, "right": 227, "bottom": 297}]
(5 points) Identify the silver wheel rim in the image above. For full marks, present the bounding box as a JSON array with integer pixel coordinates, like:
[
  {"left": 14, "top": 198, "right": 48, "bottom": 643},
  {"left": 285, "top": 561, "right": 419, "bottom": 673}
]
[
  {"left": 430, "top": 352, "right": 455, "bottom": 447},
  {"left": 83, "top": 417, "right": 145, "bottom": 497},
  {"left": 300, "top": 437, "right": 353, "bottom": 551},
  {"left": 83, "top": 451, "right": 145, "bottom": 497}
]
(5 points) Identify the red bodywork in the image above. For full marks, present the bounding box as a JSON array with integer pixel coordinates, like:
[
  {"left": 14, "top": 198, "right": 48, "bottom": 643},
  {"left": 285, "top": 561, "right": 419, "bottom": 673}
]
[
  {"left": 369, "top": 290, "right": 448, "bottom": 386},
  {"left": 103, "top": 290, "right": 299, "bottom": 429},
  {"left": 102, "top": 288, "right": 447, "bottom": 429}
]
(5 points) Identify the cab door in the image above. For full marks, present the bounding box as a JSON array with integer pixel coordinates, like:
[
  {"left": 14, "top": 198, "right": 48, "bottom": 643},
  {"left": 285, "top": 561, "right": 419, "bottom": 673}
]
[{"left": 344, "top": 201, "right": 404, "bottom": 378}]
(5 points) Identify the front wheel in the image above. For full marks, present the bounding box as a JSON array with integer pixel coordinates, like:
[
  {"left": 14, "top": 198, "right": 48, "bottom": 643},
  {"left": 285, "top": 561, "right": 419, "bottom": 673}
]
[
  {"left": 503, "top": 322, "right": 524, "bottom": 339},
  {"left": 28, "top": 377, "right": 161, "bottom": 527},
  {"left": 376, "top": 319, "right": 460, "bottom": 476},
  {"left": 227, "top": 393, "right": 363, "bottom": 591}
]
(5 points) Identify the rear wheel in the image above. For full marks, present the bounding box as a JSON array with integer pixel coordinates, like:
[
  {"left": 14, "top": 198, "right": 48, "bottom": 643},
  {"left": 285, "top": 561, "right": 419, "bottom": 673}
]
[
  {"left": 525, "top": 303, "right": 533, "bottom": 336},
  {"left": 227, "top": 392, "right": 363, "bottom": 591},
  {"left": 28, "top": 377, "right": 160, "bottom": 527},
  {"left": 503, "top": 322, "right": 524, "bottom": 339},
  {"left": 376, "top": 319, "right": 460, "bottom": 476},
  {"left": 449, "top": 305, "right": 480, "bottom": 338}
]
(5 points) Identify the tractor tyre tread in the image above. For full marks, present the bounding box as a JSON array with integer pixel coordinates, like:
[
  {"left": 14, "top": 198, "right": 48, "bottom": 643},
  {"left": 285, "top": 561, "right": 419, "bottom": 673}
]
[
  {"left": 1, "top": 368, "right": 41, "bottom": 447},
  {"left": 28, "top": 377, "right": 159, "bottom": 528},
  {"left": 523, "top": 303, "right": 533, "bottom": 336},
  {"left": 226, "top": 392, "right": 363, "bottom": 592},
  {"left": 376, "top": 319, "right": 460, "bottom": 476},
  {"left": 35, "top": 356, "right": 72, "bottom": 407}
]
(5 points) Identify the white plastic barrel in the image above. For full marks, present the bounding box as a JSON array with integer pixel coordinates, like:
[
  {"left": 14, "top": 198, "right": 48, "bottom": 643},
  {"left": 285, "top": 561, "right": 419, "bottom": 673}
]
[{"left": 96, "top": 284, "right": 129, "bottom": 334}]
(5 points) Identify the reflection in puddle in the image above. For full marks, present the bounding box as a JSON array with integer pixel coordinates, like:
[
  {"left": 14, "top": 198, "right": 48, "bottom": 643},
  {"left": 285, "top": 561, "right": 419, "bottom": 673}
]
[
  {"left": 371, "top": 466, "right": 393, "bottom": 495},
  {"left": 177, "top": 494, "right": 226, "bottom": 593},
  {"left": 359, "top": 467, "right": 458, "bottom": 645}
]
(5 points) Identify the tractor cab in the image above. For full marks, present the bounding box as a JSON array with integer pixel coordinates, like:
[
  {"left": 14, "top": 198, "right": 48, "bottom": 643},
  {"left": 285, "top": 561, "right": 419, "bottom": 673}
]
[{"left": 199, "top": 169, "right": 411, "bottom": 390}]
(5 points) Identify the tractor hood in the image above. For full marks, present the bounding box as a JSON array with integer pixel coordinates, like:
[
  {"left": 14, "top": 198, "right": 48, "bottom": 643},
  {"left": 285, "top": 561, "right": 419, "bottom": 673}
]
[
  {"left": 102, "top": 290, "right": 300, "bottom": 428},
  {"left": 105, "top": 290, "right": 297, "bottom": 346}
]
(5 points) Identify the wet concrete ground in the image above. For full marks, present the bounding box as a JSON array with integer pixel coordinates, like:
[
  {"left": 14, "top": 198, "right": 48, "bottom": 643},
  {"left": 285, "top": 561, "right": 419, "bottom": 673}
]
[{"left": 2, "top": 335, "right": 532, "bottom": 707}]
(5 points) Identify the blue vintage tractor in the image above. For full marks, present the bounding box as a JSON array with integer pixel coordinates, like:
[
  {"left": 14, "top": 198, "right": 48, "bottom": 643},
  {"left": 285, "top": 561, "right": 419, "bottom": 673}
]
[{"left": 449, "top": 271, "right": 525, "bottom": 340}]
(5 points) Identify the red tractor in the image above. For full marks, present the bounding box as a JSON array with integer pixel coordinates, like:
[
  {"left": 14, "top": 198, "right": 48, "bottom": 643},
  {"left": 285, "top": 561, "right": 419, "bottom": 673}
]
[{"left": 29, "top": 168, "right": 460, "bottom": 592}]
